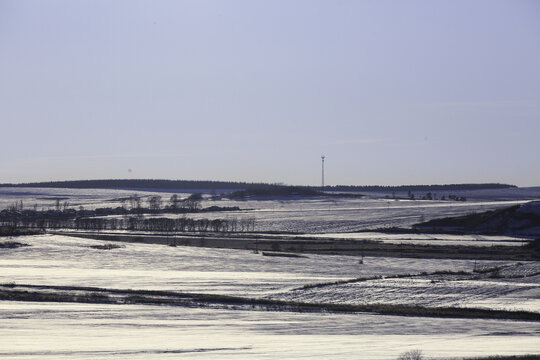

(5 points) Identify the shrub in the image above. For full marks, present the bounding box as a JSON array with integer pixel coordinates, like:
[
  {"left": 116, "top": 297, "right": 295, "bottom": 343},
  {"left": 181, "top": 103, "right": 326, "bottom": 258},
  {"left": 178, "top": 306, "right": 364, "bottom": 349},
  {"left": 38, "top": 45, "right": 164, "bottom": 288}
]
[
  {"left": 89, "top": 244, "right": 123, "bottom": 250},
  {"left": 397, "top": 349, "right": 423, "bottom": 360},
  {"left": 0, "top": 241, "right": 30, "bottom": 248}
]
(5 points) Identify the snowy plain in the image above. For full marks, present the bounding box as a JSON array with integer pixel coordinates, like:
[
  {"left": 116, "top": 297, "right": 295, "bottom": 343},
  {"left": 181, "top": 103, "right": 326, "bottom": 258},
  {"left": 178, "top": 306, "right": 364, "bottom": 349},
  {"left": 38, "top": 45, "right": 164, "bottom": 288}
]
[
  {"left": 1, "top": 234, "right": 539, "bottom": 359},
  {"left": 1, "top": 186, "right": 540, "bottom": 233},
  {"left": 1, "top": 186, "right": 539, "bottom": 359},
  {"left": 1, "top": 301, "right": 539, "bottom": 360}
]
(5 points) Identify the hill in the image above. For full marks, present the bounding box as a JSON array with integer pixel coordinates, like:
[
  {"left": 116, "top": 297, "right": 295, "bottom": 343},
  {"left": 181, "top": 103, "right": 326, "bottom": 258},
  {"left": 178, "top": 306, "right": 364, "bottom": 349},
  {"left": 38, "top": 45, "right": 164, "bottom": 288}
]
[
  {"left": 414, "top": 201, "right": 540, "bottom": 237},
  {"left": 0, "top": 179, "right": 516, "bottom": 193},
  {"left": 0, "top": 179, "right": 270, "bottom": 191},
  {"left": 326, "top": 183, "right": 516, "bottom": 192}
]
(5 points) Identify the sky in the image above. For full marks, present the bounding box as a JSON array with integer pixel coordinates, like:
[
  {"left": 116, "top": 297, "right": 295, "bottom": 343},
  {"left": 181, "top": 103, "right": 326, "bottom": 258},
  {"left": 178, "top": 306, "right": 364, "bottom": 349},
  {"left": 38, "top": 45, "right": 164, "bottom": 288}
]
[{"left": 1, "top": 0, "right": 539, "bottom": 187}]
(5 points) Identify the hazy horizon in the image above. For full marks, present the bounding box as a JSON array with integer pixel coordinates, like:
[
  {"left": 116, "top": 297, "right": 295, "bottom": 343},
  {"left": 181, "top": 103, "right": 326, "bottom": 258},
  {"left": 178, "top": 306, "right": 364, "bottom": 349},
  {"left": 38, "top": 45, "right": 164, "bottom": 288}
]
[
  {"left": 1, "top": 1, "right": 539, "bottom": 187},
  {"left": 0, "top": 178, "right": 534, "bottom": 190}
]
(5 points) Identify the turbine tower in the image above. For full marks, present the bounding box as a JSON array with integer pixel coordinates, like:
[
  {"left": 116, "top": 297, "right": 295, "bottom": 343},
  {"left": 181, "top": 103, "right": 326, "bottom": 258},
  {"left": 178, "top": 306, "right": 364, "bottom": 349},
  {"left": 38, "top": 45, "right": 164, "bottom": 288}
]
[{"left": 321, "top": 155, "right": 326, "bottom": 188}]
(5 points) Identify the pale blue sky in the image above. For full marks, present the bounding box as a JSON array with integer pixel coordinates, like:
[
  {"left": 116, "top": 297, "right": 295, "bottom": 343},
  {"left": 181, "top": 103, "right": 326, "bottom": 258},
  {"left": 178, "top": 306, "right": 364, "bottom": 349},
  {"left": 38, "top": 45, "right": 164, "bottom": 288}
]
[{"left": 1, "top": 0, "right": 539, "bottom": 186}]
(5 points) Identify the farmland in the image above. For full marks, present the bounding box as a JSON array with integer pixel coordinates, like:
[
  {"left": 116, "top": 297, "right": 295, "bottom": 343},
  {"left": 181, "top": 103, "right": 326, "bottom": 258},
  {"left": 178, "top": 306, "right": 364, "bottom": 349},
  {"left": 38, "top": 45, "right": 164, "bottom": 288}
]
[{"left": 0, "top": 186, "right": 539, "bottom": 359}]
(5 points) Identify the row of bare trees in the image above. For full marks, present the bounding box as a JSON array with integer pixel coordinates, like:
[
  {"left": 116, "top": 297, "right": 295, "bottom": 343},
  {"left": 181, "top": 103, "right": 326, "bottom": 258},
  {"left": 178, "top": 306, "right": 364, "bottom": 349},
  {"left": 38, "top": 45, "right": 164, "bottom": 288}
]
[
  {"left": 121, "top": 194, "right": 203, "bottom": 212},
  {"left": 4, "top": 216, "right": 256, "bottom": 233}
]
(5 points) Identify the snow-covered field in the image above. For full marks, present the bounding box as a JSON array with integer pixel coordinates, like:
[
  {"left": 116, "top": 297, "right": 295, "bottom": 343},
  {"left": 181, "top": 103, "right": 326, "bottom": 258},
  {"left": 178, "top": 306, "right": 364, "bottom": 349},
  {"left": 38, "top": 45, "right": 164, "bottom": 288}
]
[
  {"left": 1, "top": 301, "right": 538, "bottom": 360},
  {"left": 0, "top": 235, "right": 510, "bottom": 296},
  {"left": 1, "top": 234, "right": 539, "bottom": 359},
  {"left": 2, "top": 186, "right": 540, "bottom": 233},
  {"left": 1, "top": 187, "right": 539, "bottom": 359},
  {"left": 269, "top": 264, "right": 540, "bottom": 312},
  {"left": 298, "top": 232, "right": 530, "bottom": 246}
]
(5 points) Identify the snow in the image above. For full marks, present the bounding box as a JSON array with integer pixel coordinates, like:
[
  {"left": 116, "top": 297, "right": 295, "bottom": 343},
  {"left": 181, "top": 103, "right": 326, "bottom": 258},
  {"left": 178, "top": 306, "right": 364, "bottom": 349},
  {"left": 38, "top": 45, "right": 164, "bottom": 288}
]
[
  {"left": 0, "top": 235, "right": 507, "bottom": 296},
  {"left": 269, "top": 272, "right": 540, "bottom": 312},
  {"left": 1, "top": 187, "right": 539, "bottom": 359},
  {"left": 0, "top": 302, "right": 538, "bottom": 360},
  {"left": 297, "top": 232, "right": 530, "bottom": 246},
  {"left": 2, "top": 186, "right": 539, "bottom": 233},
  {"left": 1, "top": 235, "right": 538, "bottom": 359}
]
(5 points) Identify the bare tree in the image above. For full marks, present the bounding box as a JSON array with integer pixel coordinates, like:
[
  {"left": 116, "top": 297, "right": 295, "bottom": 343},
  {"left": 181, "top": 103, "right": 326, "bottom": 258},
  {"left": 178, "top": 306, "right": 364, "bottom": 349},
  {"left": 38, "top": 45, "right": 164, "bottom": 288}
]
[
  {"left": 169, "top": 194, "right": 180, "bottom": 210},
  {"left": 148, "top": 196, "right": 162, "bottom": 211},
  {"left": 129, "top": 195, "right": 141, "bottom": 210},
  {"left": 184, "top": 193, "right": 202, "bottom": 211}
]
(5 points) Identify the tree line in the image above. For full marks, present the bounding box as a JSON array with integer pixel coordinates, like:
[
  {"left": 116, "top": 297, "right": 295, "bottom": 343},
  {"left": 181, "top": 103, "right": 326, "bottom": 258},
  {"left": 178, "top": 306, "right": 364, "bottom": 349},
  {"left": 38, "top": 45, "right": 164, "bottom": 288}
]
[
  {"left": 0, "top": 179, "right": 281, "bottom": 191},
  {"left": 0, "top": 193, "right": 252, "bottom": 233},
  {"left": 1, "top": 194, "right": 239, "bottom": 220},
  {"left": 326, "top": 183, "right": 516, "bottom": 192},
  {"left": 1, "top": 179, "right": 514, "bottom": 197},
  {"left": 6, "top": 216, "right": 256, "bottom": 233}
]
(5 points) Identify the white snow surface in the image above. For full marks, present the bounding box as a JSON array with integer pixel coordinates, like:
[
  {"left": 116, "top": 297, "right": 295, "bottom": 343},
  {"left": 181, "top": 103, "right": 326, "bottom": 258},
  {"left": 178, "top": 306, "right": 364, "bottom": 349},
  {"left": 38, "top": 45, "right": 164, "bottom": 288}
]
[
  {"left": 1, "top": 187, "right": 540, "bottom": 359},
  {"left": 297, "top": 232, "right": 530, "bottom": 246},
  {"left": 1, "top": 235, "right": 539, "bottom": 359},
  {"left": 268, "top": 269, "right": 540, "bottom": 312},
  {"left": 0, "top": 235, "right": 510, "bottom": 296},
  {"left": 1, "top": 301, "right": 538, "bottom": 360},
  {"left": 1, "top": 186, "right": 539, "bottom": 233}
]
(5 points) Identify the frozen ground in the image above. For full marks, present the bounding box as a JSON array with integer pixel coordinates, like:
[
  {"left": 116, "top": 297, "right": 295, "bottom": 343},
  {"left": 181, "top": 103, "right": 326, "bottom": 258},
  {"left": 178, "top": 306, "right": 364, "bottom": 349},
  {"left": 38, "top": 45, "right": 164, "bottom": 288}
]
[
  {"left": 268, "top": 263, "right": 540, "bottom": 312},
  {"left": 0, "top": 235, "right": 510, "bottom": 296},
  {"left": 1, "top": 234, "right": 539, "bottom": 359},
  {"left": 0, "top": 301, "right": 538, "bottom": 360},
  {"left": 1, "top": 187, "right": 539, "bottom": 358},
  {"left": 2, "top": 186, "right": 539, "bottom": 233},
  {"left": 297, "top": 232, "right": 530, "bottom": 246}
]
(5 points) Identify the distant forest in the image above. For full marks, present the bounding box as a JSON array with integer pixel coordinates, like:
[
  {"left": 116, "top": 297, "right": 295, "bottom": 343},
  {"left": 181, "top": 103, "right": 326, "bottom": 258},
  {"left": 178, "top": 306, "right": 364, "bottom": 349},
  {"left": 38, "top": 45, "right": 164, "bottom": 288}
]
[
  {"left": 0, "top": 179, "right": 517, "bottom": 192},
  {"left": 0, "top": 179, "right": 271, "bottom": 191},
  {"left": 326, "top": 183, "right": 516, "bottom": 192}
]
